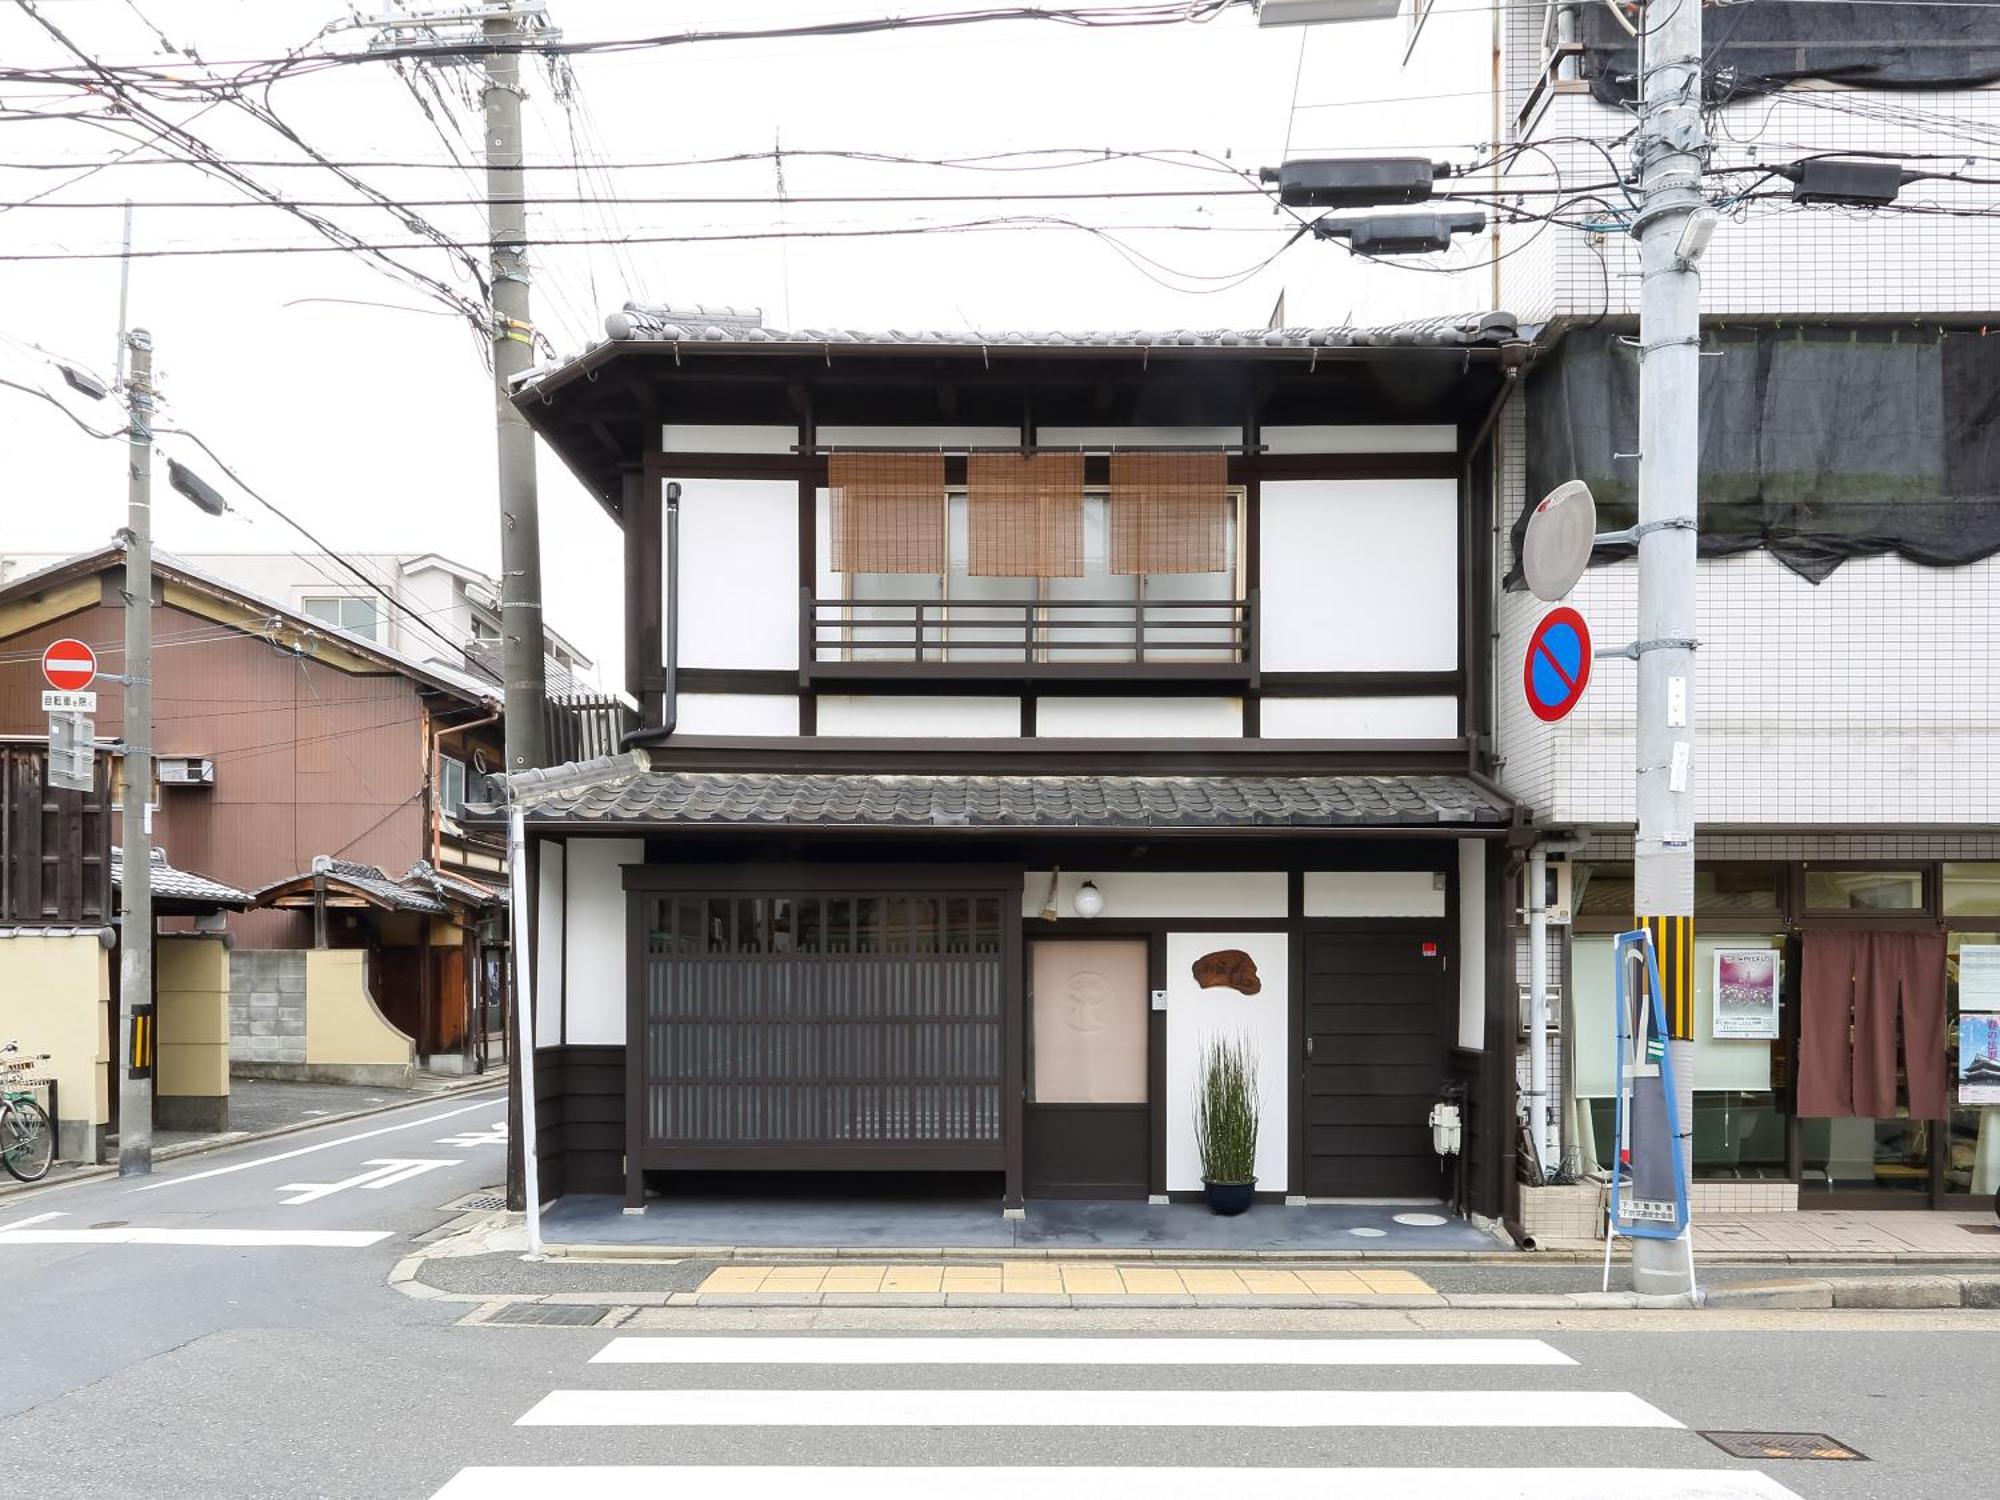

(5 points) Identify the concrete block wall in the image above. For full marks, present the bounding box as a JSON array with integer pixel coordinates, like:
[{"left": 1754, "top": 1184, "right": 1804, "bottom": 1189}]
[{"left": 228, "top": 949, "right": 307, "bottom": 1066}]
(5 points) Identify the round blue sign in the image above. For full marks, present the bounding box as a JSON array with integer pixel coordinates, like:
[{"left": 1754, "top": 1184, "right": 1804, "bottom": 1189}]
[{"left": 1523, "top": 606, "right": 1592, "bottom": 723}]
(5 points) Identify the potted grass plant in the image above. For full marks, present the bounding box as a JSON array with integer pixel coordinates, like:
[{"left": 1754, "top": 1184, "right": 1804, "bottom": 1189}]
[{"left": 1193, "top": 1033, "right": 1260, "bottom": 1216}]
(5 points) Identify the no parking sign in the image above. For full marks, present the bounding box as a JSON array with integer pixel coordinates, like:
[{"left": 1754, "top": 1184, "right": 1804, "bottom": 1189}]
[{"left": 1523, "top": 606, "right": 1592, "bottom": 723}]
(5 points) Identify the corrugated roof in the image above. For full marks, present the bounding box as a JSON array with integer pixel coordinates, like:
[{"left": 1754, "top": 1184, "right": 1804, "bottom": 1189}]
[
  {"left": 514, "top": 771, "right": 1511, "bottom": 831},
  {"left": 598, "top": 303, "right": 1521, "bottom": 353},
  {"left": 111, "top": 846, "right": 252, "bottom": 909}
]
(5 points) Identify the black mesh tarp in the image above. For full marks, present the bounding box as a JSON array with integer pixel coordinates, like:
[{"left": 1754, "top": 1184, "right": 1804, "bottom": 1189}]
[
  {"left": 1579, "top": 3, "right": 2000, "bottom": 105},
  {"left": 1515, "top": 326, "right": 2000, "bottom": 585}
]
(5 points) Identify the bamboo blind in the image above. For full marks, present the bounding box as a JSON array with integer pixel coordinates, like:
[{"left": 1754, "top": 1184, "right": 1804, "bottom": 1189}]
[
  {"left": 1109, "top": 450, "right": 1230, "bottom": 574},
  {"left": 829, "top": 451, "right": 947, "bottom": 573},
  {"left": 965, "top": 452, "right": 1085, "bottom": 577}
]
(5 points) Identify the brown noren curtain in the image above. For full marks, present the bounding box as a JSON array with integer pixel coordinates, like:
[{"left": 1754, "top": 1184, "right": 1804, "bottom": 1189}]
[
  {"left": 829, "top": 451, "right": 946, "bottom": 573},
  {"left": 1798, "top": 929, "right": 1948, "bottom": 1120},
  {"left": 1109, "top": 450, "right": 1229, "bottom": 575},
  {"left": 966, "top": 452, "right": 1084, "bottom": 577}
]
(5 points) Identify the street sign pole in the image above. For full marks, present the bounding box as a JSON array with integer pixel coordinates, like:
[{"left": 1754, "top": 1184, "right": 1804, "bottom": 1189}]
[{"left": 119, "top": 327, "right": 154, "bottom": 1178}]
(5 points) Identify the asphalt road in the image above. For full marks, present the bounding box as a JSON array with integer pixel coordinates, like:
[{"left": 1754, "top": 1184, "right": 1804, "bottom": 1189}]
[{"left": 4, "top": 1097, "right": 1996, "bottom": 1500}]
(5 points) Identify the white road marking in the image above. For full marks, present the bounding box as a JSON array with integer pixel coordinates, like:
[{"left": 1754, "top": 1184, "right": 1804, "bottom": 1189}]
[
  {"left": 0, "top": 1211, "right": 65, "bottom": 1232},
  {"left": 277, "top": 1158, "right": 460, "bottom": 1205},
  {"left": 0, "top": 1227, "right": 391, "bottom": 1247},
  {"left": 592, "top": 1336, "right": 1577, "bottom": 1367},
  {"left": 134, "top": 1096, "right": 501, "bottom": 1192},
  {"left": 432, "top": 1470, "right": 1798, "bottom": 1500},
  {"left": 435, "top": 1123, "right": 507, "bottom": 1147},
  {"left": 516, "top": 1388, "right": 1682, "bottom": 1429}
]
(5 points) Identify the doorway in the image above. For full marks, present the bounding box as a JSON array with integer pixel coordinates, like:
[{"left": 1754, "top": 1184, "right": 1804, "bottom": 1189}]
[
  {"left": 1301, "top": 928, "right": 1451, "bottom": 1199},
  {"left": 1025, "top": 938, "right": 1150, "bottom": 1198}
]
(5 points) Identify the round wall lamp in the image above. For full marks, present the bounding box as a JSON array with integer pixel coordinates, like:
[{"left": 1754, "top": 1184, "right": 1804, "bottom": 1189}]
[{"left": 1072, "top": 880, "right": 1104, "bottom": 919}]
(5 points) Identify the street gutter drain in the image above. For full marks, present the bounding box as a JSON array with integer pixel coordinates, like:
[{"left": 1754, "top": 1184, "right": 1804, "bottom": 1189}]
[
  {"left": 1700, "top": 1432, "right": 1867, "bottom": 1462},
  {"left": 447, "top": 1192, "right": 509, "bottom": 1212},
  {"left": 484, "top": 1303, "right": 606, "bottom": 1328}
]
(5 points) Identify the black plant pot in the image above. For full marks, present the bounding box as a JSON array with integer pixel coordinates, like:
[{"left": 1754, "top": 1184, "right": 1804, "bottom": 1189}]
[{"left": 1203, "top": 1179, "right": 1256, "bottom": 1216}]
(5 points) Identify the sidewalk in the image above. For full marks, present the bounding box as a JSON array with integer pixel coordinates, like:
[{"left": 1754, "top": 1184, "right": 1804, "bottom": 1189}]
[
  {"left": 1537, "top": 1208, "right": 2000, "bottom": 1263},
  {"left": 1, "top": 1070, "right": 504, "bottom": 1199}
]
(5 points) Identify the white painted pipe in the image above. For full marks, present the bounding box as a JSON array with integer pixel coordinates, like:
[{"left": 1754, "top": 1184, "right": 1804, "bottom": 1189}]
[
  {"left": 1527, "top": 845, "right": 1553, "bottom": 1180},
  {"left": 508, "top": 803, "right": 543, "bottom": 1257}
]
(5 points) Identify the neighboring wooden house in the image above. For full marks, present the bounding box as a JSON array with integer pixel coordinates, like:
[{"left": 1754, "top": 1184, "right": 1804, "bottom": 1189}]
[
  {"left": 506, "top": 307, "right": 1534, "bottom": 1230},
  {"left": 0, "top": 548, "right": 511, "bottom": 1075}
]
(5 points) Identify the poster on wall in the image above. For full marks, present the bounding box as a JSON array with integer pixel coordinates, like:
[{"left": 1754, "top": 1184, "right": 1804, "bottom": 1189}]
[
  {"left": 1711, "top": 948, "right": 1781, "bottom": 1040},
  {"left": 1960, "top": 1014, "right": 2000, "bottom": 1106},
  {"left": 1959, "top": 945, "right": 2000, "bottom": 1010}
]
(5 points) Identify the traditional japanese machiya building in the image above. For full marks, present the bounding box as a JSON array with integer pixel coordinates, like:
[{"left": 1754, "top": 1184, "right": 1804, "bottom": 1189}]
[{"left": 509, "top": 306, "right": 1535, "bottom": 1227}]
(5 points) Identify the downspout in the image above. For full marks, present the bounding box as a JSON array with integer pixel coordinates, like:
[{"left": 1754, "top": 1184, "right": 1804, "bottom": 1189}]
[
  {"left": 1461, "top": 357, "right": 1526, "bottom": 778},
  {"left": 507, "top": 801, "right": 543, "bottom": 1257},
  {"left": 622, "top": 480, "right": 679, "bottom": 747}
]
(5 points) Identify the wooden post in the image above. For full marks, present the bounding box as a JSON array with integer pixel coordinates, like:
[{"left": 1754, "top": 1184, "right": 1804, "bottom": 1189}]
[{"left": 312, "top": 874, "right": 327, "bottom": 950}]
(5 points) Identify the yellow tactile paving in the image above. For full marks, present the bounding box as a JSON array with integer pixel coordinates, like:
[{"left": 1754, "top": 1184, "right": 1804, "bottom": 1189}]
[
  {"left": 1057, "top": 1265, "right": 1126, "bottom": 1294},
  {"left": 696, "top": 1262, "right": 1436, "bottom": 1297},
  {"left": 1237, "top": 1269, "right": 1311, "bottom": 1293}
]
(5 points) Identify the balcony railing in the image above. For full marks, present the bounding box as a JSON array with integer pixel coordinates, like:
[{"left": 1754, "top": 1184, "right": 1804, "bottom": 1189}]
[{"left": 804, "top": 589, "right": 1254, "bottom": 679}]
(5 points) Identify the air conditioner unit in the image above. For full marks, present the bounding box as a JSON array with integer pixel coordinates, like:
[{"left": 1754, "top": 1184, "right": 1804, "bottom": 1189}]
[
  {"left": 1547, "top": 857, "right": 1573, "bottom": 925},
  {"left": 158, "top": 756, "right": 214, "bottom": 786},
  {"left": 1518, "top": 985, "right": 1564, "bottom": 1034}
]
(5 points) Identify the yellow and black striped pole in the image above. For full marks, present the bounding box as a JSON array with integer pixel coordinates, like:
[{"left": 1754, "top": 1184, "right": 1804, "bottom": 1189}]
[{"left": 1639, "top": 914, "right": 1694, "bottom": 1042}]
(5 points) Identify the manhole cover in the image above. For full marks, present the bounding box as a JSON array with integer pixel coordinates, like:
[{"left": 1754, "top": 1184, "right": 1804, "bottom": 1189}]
[
  {"left": 1700, "top": 1431, "right": 1868, "bottom": 1462},
  {"left": 447, "top": 1192, "right": 509, "bottom": 1212},
  {"left": 1392, "top": 1213, "right": 1448, "bottom": 1227},
  {"left": 1348, "top": 1227, "right": 1387, "bottom": 1238},
  {"left": 484, "top": 1303, "right": 606, "bottom": 1328}
]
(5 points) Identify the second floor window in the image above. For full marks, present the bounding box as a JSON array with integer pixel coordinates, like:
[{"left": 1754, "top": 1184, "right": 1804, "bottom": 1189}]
[
  {"left": 303, "top": 594, "right": 381, "bottom": 641},
  {"left": 818, "top": 449, "right": 1244, "bottom": 665},
  {"left": 440, "top": 755, "right": 467, "bottom": 818}
]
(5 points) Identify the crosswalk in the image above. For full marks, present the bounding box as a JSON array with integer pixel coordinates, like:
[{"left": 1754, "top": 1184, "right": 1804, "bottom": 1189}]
[{"left": 429, "top": 1333, "right": 1804, "bottom": 1499}]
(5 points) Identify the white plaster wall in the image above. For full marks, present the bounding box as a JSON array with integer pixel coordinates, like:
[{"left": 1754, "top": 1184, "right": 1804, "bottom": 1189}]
[
  {"left": 674, "top": 479, "right": 798, "bottom": 670},
  {"left": 1303, "top": 871, "right": 1445, "bottom": 919},
  {"left": 660, "top": 424, "right": 797, "bottom": 453},
  {"left": 1023, "top": 871, "right": 1287, "bottom": 921},
  {"left": 1036, "top": 426, "right": 1242, "bottom": 449},
  {"left": 1165, "top": 930, "right": 1290, "bottom": 1193},
  {"left": 563, "top": 838, "right": 642, "bottom": 1046},
  {"left": 1458, "top": 839, "right": 1486, "bottom": 1050},
  {"left": 534, "top": 840, "right": 564, "bottom": 1048},
  {"left": 1259, "top": 480, "right": 1458, "bottom": 672},
  {"left": 675, "top": 692, "right": 800, "bottom": 736},
  {"left": 1036, "top": 696, "right": 1241, "bottom": 738},
  {"left": 1262, "top": 425, "right": 1455, "bottom": 454},
  {"left": 816, "top": 695, "right": 1019, "bottom": 737},
  {"left": 816, "top": 425, "right": 1018, "bottom": 448},
  {"left": 1259, "top": 696, "right": 1459, "bottom": 740}
]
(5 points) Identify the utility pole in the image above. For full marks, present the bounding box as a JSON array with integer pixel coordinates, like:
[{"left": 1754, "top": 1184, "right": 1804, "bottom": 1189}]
[
  {"left": 483, "top": 4, "right": 548, "bottom": 774},
  {"left": 118, "top": 325, "right": 154, "bottom": 1178},
  {"left": 1628, "top": 0, "right": 1704, "bottom": 1298}
]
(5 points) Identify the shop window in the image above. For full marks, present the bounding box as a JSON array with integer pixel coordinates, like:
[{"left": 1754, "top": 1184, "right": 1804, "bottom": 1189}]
[
  {"left": 1943, "top": 863, "right": 2000, "bottom": 918},
  {"left": 1571, "top": 931, "right": 1788, "bottom": 1180},
  {"left": 1803, "top": 867, "right": 1924, "bottom": 912},
  {"left": 1947, "top": 934, "right": 2000, "bottom": 1200},
  {"left": 1800, "top": 1119, "right": 1933, "bottom": 1194},
  {"left": 1574, "top": 863, "right": 1781, "bottom": 919}
]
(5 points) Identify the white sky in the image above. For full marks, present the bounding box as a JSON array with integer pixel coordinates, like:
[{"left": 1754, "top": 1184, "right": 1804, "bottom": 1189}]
[{"left": 0, "top": 0, "right": 1498, "bottom": 684}]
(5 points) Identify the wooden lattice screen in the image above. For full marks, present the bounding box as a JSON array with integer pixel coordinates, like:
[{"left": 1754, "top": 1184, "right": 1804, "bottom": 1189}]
[
  {"left": 1109, "top": 449, "right": 1230, "bottom": 574},
  {"left": 965, "top": 452, "right": 1085, "bottom": 577},
  {"left": 828, "top": 451, "right": 947, "bottom": 573}
]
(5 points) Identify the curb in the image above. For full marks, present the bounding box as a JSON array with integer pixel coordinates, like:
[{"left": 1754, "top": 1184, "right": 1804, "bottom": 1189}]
[
  {"left": 0, "top": 1077, "right": 505, "bottom": 1206},
  {"left": 1700, "top": 1272, "right": 2000, "bottom": 1311}
]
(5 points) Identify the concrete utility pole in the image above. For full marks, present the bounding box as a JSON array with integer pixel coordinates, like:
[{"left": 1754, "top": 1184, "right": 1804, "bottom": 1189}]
[
  {"left": 119, "top": 325, "right": 154, "bottom": 1177},
  {"left": 483, "top": 4, "right": 548, "bottom": 774},
  {"left": 1629, "top": 0, "right": 1705, "bottom": 1298}
]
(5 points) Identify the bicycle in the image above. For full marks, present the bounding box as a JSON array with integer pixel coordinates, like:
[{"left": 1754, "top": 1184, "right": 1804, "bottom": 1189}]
[{"left": 1, "top": 1039, "right": 55, "bottom": 1183}]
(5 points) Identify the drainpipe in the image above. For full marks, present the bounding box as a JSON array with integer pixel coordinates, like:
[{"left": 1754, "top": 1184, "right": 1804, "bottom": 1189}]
[
  {"left": 623, "top": 480, "right": 679, "bottom": 747},
  {"left": 507, "top": 800, "right": 543, "bottom": 1257},
  {"left": 1527, "top": 845, "right": 1553, "bottom": 1182}
]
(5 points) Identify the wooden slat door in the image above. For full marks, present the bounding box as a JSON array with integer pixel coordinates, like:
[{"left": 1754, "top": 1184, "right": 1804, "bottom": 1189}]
[{"left": 1302, "top": 929, "right": 1451, "bottom": 1199}]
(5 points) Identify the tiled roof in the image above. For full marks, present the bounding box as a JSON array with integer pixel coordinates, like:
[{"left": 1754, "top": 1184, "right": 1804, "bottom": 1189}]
[
  {"left": 515, "top": 771, "right": 1512, "bottom": 831},
  {"left": 249, "top": 858, "right": 448, "bottom": 914},
  {"left": 600, "top": 304, "right": 1522, "bottom": 352},
  {"left": 400, "top": 860, "right": 506, "bottom": 908},
  {"left": 111, "top": 846, "right": 252, "bottom": 909}
]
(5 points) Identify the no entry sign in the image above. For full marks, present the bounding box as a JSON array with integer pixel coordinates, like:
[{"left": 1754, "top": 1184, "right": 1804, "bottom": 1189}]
[
  {"left": 41, "top": 638, "right": 97, "bottom": 692},
  {"left": 1523, "top": 606, "right": 1592, "bottom": 723}
]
